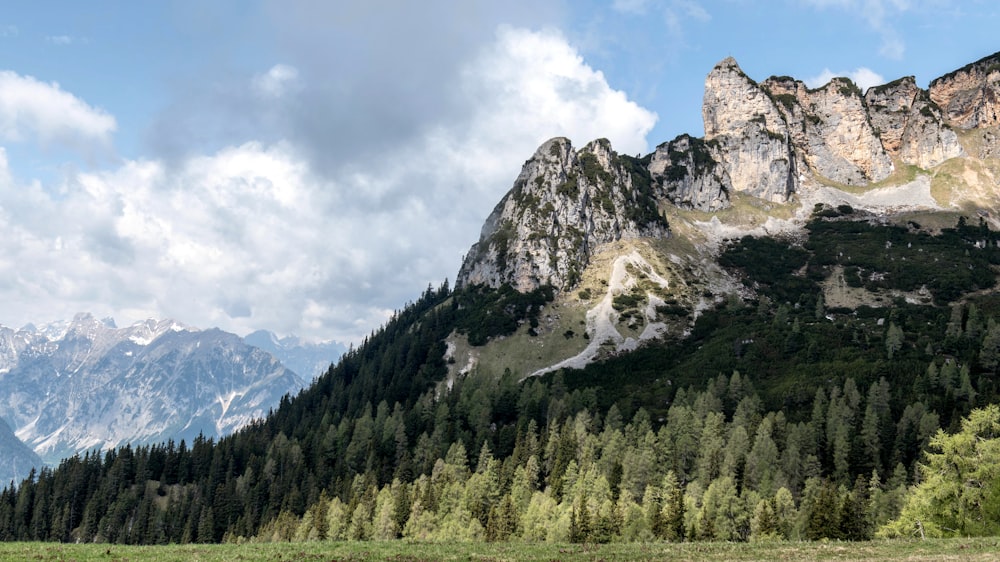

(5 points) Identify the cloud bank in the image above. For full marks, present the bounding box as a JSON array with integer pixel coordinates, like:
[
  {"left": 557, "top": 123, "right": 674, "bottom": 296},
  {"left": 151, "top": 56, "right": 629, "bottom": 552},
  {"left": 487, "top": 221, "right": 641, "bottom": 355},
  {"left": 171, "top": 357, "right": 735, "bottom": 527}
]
[{"left": 0, "top": 26, "right": 656, "bottom": 344}]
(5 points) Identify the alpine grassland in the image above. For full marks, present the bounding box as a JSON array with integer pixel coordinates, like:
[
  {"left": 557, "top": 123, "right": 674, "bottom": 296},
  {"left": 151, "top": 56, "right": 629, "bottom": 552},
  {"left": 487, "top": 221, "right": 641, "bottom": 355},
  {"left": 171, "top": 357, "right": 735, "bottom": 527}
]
[{"left": 2, "top": 538, "right": 999, "bottom": 561}]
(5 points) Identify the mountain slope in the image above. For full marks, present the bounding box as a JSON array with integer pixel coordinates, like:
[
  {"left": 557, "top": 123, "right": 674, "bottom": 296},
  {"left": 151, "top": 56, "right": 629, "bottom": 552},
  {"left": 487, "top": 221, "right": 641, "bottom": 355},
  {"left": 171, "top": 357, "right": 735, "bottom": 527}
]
[
  {"left": 448, "top": 52, "right": 1000, "bottom": 381},
  {"left": 0, "top": 314, "right": 305, "bottom": 465},
  {"left": 0, "top": 419, "right": 40, "bottom": 487}
]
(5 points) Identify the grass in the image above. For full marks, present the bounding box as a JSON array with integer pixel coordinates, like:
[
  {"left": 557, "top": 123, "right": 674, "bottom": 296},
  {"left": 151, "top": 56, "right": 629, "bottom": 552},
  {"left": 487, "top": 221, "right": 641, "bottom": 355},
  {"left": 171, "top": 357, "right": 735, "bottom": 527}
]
[
  {"left": 4, "top": 538, "right": 1000, "bottom": 561},
  {"left": 666, "top": 192, "right": 800, "bottom": 229},
  {"left": 809, "top": 160, "right": 922, "bottom": 195}
]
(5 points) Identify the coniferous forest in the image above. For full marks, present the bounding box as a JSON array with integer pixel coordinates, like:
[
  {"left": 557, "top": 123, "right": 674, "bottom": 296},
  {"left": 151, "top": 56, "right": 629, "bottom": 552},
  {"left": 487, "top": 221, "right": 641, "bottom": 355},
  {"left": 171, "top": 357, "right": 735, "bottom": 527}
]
[{"left": 3, "top": 215, "right": 1000, "bottom": 544}]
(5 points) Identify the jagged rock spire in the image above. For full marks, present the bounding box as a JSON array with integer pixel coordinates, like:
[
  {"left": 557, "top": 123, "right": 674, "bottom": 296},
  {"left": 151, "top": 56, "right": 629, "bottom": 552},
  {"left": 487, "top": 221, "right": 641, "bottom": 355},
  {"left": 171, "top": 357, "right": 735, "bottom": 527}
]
[{"left": 457, "top": 137, "right": 668, "bottom": 292}]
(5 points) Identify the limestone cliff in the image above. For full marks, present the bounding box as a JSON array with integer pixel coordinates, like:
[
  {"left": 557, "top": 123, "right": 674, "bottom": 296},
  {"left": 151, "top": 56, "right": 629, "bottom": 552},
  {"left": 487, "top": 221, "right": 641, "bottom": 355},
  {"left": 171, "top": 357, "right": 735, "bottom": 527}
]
[
  {"left": 701, "top": 57, "right": 799, "bottom": 203},
  {"left": 457, "top": 137, "right": 669, "bottom": 291},
  {"left": 800, "top": 78, "right": 893, "bottom": 184},
  {"left": 641, "top": 55, "right": 985, "bottom": 213},
  {"left": 459, "top": 51, "right": 1000, "bottom": 301},
  {"left": 865, "top": 76, "right": 964, "bottom": 169},
  {"left": 647, "top": 134, "right": 730, "bottom": 211},
  {"left": 930, "top": 50, "right": 1000, "bottom": 130}
]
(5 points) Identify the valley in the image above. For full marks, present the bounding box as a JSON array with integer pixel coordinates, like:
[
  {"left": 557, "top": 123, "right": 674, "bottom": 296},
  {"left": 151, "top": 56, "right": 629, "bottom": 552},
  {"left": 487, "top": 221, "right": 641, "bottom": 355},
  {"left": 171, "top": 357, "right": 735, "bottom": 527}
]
[{"left": 3, "top": 48, "right": 1000, "bottom": 548}]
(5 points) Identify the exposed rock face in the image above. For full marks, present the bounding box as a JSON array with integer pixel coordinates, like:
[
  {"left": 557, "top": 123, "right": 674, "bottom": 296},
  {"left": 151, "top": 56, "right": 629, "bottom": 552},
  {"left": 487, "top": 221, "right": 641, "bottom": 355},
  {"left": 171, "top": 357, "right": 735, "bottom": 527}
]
[
  {"left": 457, "top": 137, "right": 668, "bottom": 292},
  {"left": 864, "top": 76, "right": 921, "bottom": 154},
  {"left": 803, "top": 78, "right": 894, "bottom": 184},
  {"left": 930, "top": 51, "right": 1000, "bottom": 130},
  {"left": 758, "top": 74, "right": 894, "bottom": 185},
  {"left": 698, "top": 56, "right": 896, "bottom": 197},
  {"left": 648, "top": 134, "right": 729, "bottom": 211},
  {"left": 460, "top": 51, "right": 1000, "bottom": 301},
  {"left": 865, "top": 77, "right": 964, "bottom": 169},
  {"left": 674, "top": 56, "right": 975, "bottom": 202},
  {"left": 702, "top": 58, "right": 798, "bottom": 202}
]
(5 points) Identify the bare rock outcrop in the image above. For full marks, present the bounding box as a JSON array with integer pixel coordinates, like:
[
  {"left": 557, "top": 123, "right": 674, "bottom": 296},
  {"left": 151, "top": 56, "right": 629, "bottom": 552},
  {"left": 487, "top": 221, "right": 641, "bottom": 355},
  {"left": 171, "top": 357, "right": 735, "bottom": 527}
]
[
  {"left": 457, "top": 137, "right": 668, "bottom": 292},
  {"left": 647, "top": 134, "right": 730, "bottom": 211},
  {"left": 864, "top": 76, "right": 964, "bottom": 169},
  {"left": 702, "top": 58, "right": 798, "bottom": 202},
  {"left": 930, "top": 51, "right": 1000, "bottom": 130},
  {"left": 760, "top": 75, "right": 894, "bottom": 185},
  {"left": 802, "top": 78, "right": 894, "bottom": 184}
]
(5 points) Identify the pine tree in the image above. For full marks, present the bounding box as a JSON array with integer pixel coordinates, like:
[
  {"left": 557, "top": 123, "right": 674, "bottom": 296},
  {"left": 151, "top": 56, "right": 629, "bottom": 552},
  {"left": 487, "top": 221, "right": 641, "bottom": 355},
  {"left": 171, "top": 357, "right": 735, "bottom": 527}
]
[
  {"left": 661, "top": 471, "right": 685, "bottom": 542},
  {"left": 840, "top": 475, "right": 872, "bottom": 540},
  {"left": 885, "top": 322, "right": 904, "bottom": 359},
  {"left": 805, "top": 480, "right": 842, "bottom": 540}
]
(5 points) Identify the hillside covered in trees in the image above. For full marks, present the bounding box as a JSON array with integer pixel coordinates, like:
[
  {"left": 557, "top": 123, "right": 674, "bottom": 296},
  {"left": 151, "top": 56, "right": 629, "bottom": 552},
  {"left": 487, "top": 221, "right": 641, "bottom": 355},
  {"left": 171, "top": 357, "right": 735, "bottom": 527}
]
[{"left": 3, "top": 215, "right": 1000, "bottom": 543}]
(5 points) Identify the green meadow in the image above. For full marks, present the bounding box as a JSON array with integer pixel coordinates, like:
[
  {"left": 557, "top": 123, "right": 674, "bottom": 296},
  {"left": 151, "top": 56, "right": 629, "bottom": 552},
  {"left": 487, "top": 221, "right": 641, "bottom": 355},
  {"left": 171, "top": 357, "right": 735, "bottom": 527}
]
[{"left": 2, "top": 538, "right": 999, "bottom": 561}]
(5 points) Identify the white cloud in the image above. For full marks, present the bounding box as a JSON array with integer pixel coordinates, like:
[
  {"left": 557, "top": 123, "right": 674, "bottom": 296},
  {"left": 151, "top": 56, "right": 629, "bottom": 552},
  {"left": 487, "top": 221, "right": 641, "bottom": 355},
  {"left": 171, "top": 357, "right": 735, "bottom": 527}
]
[
  {"left": 0, "top": 70, "right": 116, "bottom": 155},
  {"left": 0, "top": 26, "right": 657, "bottom": 344},
  {"left": 252, "top": 64, "right": 301, "bottom": 98},
  {"left": 46, "top": 35, "right": 73, "bottom": 45},
  {"left": 805, "top": 67, "right": 886, "bottom": 93},
  {"left": 466, "top": 26, "right": 657, "bottom": 157}
]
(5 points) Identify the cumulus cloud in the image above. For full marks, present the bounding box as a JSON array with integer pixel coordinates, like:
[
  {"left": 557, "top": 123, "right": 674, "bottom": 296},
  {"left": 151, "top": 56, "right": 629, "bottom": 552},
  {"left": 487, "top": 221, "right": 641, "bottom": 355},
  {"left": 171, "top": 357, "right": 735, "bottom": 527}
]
[
  {"left": 0, "top": 26, "right": 656, "bottom": 344},
  {"left": 0, "top": 70, "right": 116, "bottom": 156},
  {"left": 466, "top": 26, "right": 657, "bottom": 157},
  {"left": 805, "top": 67, "right": 886, "bottom": 93}
]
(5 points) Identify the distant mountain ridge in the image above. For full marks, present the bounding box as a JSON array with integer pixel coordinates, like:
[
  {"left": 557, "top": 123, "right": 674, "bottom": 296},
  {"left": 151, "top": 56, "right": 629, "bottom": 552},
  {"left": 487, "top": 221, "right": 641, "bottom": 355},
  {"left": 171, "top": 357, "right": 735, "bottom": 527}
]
[
  {"left": 0, "top": 313, "right": 306, "bottom": 468},
  {"left": 243, "top": 329, "right": 346, "bottom": 382}
]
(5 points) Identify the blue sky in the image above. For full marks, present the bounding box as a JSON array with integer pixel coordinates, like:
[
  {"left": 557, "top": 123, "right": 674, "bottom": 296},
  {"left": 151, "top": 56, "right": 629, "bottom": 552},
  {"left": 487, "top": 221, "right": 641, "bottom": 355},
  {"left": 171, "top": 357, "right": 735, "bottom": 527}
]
[{"left": 0, "top": 0, "right": 997, "bottom": 343}]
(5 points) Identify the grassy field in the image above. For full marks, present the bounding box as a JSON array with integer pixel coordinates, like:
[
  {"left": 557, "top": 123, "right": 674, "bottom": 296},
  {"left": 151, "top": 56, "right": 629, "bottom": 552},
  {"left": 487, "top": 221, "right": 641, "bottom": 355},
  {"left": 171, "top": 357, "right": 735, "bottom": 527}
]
[{"left": 3, "top": 538, "right": 1000, "bottom": 562}]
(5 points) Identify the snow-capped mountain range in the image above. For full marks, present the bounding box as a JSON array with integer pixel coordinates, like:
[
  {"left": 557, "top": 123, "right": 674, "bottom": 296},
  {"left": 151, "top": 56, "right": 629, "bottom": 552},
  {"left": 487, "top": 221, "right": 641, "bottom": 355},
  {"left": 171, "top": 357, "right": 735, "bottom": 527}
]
[
  {"left": 0, "top": 313, "right": 308, "bottom": 471},
  {"left": 243, "top": 329, "right": 346, "bottom": 382}
]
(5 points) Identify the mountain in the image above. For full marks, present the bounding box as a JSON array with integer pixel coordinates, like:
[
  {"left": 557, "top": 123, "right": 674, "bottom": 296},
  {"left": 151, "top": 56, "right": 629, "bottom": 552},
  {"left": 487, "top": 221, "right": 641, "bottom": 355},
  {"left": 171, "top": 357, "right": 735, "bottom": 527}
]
[
  {"left": 0, "top": 313, "right": 305, "bottom": 466},
  {"left": 0, "top": 418, "right": 41, "bottom": 488},
  {"left": 243, "top": 330, "right": 346, "bottom": 381},
  {"left": 3, "top": 50, "right": 1000, "bottom": 545},
  {"left": 450, "top": 52, "right": 1000, "bottom": 379}
]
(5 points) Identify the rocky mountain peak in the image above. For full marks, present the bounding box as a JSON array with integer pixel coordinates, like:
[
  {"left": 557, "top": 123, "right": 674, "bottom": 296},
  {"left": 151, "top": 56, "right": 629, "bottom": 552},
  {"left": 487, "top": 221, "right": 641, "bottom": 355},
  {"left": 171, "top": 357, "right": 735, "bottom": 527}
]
[
  {"left": 647, "top": 134, "right": 730, "bottom": 211},
  {"left": 930, "top": 50, "right": 1000, "bottom": 130},
  {"left": 650, "top": 55, "right": 977, "bottom": 213},
  {"left": 458, "top": 51, "right": 999, "bottom": 301},
  {"left": 701, "top": 57, "right": 799, "bottom": 202},
  {"left": 457, "top": 137, "right": 668, "bottom": 292}
]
